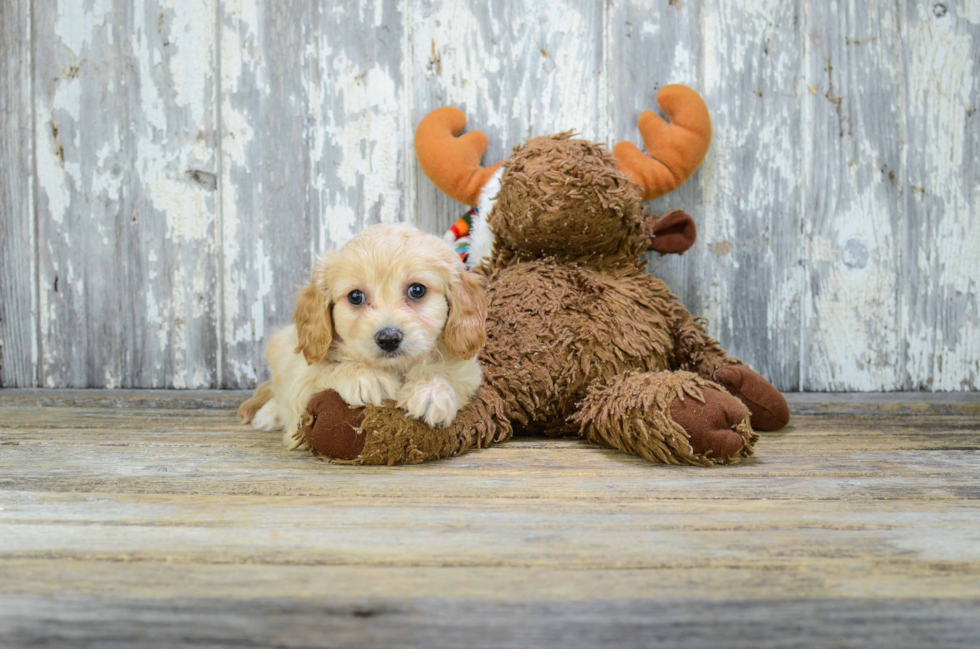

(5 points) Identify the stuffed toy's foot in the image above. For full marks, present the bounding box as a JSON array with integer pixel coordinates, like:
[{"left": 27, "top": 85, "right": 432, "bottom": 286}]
[
  {"left": 573, "top": 371, "right": 758, "bottom": 466},
  {"left": 301, "top": 384, "right": 512, "bottom": 465},
  {"left": 714, "top": 365, "right": 790, "bottom": 431},
  {"left": 302, "top": 390, "right": 367, "bottom": 460}
]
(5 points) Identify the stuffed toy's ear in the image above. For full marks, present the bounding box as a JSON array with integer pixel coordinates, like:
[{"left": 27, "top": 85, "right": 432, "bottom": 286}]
[
  {"left": 293, "top": 272, "right": 333, "bottom": 365},
  {"left": 644, "top": 210, "right": 697, "bottom": 255},
  {"left": 444, "top": 270, "right": 487, "bottom": 358}
]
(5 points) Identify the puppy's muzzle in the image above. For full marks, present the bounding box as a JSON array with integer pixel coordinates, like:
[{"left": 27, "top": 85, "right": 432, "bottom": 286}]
[{"left": 375, "top": 328, "right": 403, "bottom": 353}]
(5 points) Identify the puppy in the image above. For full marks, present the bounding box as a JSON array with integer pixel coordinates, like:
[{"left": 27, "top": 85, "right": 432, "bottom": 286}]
[{"left": 238, "top": 223, "right": 487, "bottom": 449}]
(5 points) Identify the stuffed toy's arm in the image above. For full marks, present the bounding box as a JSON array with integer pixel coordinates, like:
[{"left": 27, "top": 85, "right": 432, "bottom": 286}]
[
  {"left": 301, "top": 383, "right": 511, "bottom": 465},
  {"left": 668, "top": 303, "right": 790, "bottom": 431},
  {"left": 668, "top": 302, "right": 738, "bottom": 378}
]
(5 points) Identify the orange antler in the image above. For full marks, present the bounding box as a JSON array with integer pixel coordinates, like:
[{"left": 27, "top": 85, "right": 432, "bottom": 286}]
[
  {"left": 414, "top": 107, "right": 502, "bottom": 207},
  {"left": 613, "top": 85, "right": 712, "bottom": 201}
]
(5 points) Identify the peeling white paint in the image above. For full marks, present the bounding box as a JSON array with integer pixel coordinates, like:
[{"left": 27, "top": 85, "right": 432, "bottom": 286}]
[
  {"left": 161, "top": 0, "right": 213, "bottom": 125},
  {"left": 28, "top": 0, "right": 221, "bottom": 388},
  {"left": 169, "top": 260, "right": 189, "bottom": 388},
  {"left": 144, "top": 269, "right": 167, "bottom": 368},
  {"left": 807, "top": 186, "right": 901, "bottom": 388},
  {"left": 249, "top": 235, "right": 273, "bottom": 345},
  {"left": 36, "top": 72, "right": 85, "bottom": 227},
  {"left": 698, "top": 0, "right": 808, "bottom": 389},
  {"left": 35, "top": 101, "right": 70, "bottom": 226},
  {"left": 669, "top": 42, "right": 695, "bottom": 81},
  {"left": 415, "top": 0, "right": 600, "bottom": 145},
  {"left": 16, "top": 0, "right": 978, "bottom": 391},
  {"left": 158, "top": 177, "right": 212, "bottom": 241},
  {"left": 54, "top": 0, "right": 111, "bottom": 56},
  {"left": 219, "top": 0, "right": 268, "bottom": 386},
  {"left": 801, "top": 1, "right": 906, "bottom": 391},
  {"left": 228, "top": 358, "right": 258, "bottom": 384},
  {"left": 314, "top": 51, "right": 402, "bottom": 232},
  {"left": 413, "top": 2, "right": 503, "bottom": 130},
  {"left": 963, "top": 0, "right": 980, "bottom": 24},
  {"left": 103, "top": 369, "right": 121, "bottom": 389},
  {"left": 905, "top": 5, "right": 978, "bottom": 390},
  {"left": 91, "top": 140, "right": 123, "bottom": 203}
]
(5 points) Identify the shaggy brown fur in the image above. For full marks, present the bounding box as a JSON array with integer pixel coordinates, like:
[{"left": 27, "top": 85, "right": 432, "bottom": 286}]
[
  {"left": 573, "top": 371, "right": 757, "bottom": 466},
  {"left": 299, "top": 89, "right": 789, "bottom": 466},
  {"left": 491, "top": 134, "right": 646, "bottom": 266},
  {"left": 305, "top": 384, "right": 511, "bottom": 466}
]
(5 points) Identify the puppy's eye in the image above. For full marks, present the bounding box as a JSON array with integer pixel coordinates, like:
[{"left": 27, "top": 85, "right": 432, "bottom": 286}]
[
  {"left": 407, "top": 283, "right": 426, "bottom": 301},
  {"left": 347, "top": 290, "right": 365, "bottom": 306}
]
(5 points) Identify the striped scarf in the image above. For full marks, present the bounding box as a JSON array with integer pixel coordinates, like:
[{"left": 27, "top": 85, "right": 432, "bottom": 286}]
[{"left": 444, "top": 208, "right": 478, "bottom": 265}]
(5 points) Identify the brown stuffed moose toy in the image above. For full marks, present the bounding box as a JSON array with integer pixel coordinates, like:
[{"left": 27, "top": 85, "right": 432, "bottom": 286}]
[{"left": 293, "top": 84, "right": 790, "bottom": 466}]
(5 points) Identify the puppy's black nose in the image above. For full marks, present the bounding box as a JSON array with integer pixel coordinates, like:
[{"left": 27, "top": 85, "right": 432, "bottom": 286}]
[{"left": 374, "top": 328, "right": 403, "bottom": 353}]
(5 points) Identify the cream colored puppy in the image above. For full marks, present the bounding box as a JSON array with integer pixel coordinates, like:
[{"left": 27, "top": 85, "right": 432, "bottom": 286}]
[{"left": 239, "top": 223, "right": 487, "bottom": 449}]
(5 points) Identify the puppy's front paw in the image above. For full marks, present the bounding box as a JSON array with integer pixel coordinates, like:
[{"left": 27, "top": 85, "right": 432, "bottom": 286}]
[
  {"left": 251, "top": 401, "right": 282, "bottom": 432},
  {"left": 335, "top": 371, "right": 399, "bottom": 407},
  {"left": 397, "top": 377, "right": 460, "bottom": 428}
]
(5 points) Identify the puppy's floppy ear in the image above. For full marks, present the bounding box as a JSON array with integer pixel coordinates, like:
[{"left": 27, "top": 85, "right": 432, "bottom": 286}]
[
  {"left": 444, "top": 270, "right": 487, "bottom": 359},
  {"left": 293, "top": 270, "right": 333, "bottom": 365}
]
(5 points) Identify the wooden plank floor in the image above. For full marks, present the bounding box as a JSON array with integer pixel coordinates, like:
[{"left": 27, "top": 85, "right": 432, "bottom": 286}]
[{"left": 0, "top": 390, "right": 978, "bottom": 648}]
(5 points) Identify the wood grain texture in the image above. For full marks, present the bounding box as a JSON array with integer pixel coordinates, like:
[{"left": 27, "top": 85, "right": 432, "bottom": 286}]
[
  {"left": 608, "top": 0, "right": 706, "bottom": 311},
  {"left": 0, "top": 387, "right": 251, "bottom": 409},
  {"left": 1, "top": 595, "right": 975, "bottom": 649},
  {"left": 0, "top": 0, "right": 35, "bottom": 387},
  {"left": 902, "top": 2, "right": 980, "bottom": 390},
  {"left": 219, "top": 0, "right": 406, "bottom": 389},
  {"left": 218, "top": 0, "right": 316, "bottom": 388},
  {"left": 1, "top": 1, "right": 978, "bottom": 391},
  {"left": 803, "top": 1, "right": 906, "bottom": 390},
  {"left": 0, "top": 391, "right": 978, "bottom": 647},
  {"left": 32, "top": 0, "right": 219, "bottom": 389},
  {"left": 411, "top": 0, "right": 604, "bottom": 234},
  {"left": 699, "top": 0, "right": 805, "bottom": 391}
]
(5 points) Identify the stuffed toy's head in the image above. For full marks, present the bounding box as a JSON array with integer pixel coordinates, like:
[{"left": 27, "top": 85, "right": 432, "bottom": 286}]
[{"left": 416, "top": 85, "right": 712, "bottom": 269}]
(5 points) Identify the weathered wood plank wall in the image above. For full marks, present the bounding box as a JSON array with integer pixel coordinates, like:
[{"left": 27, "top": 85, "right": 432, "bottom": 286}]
[
  {"left": 0, "top": 0, "right": 36, "bottom": 388},
  {"left": 0, "top": 0, "right": 977, "bottom": 391}
]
